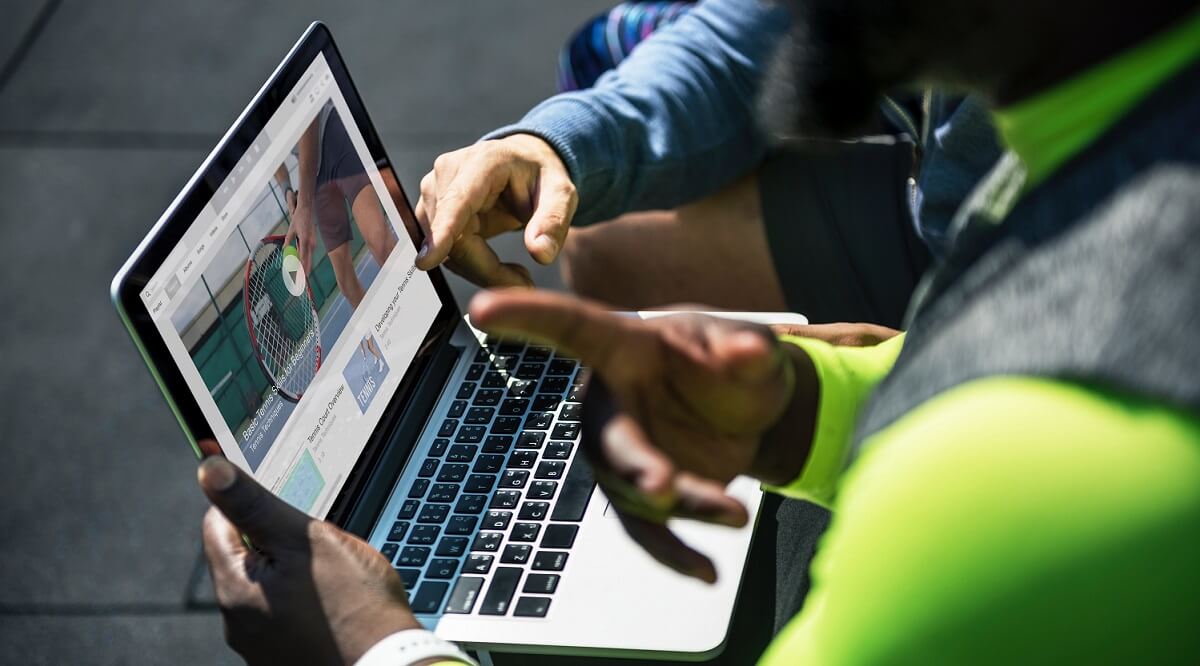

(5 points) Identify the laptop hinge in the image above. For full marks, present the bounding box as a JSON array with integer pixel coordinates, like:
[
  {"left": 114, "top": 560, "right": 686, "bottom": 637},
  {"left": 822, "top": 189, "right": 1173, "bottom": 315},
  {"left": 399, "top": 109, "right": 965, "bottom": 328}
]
[{"left": 343, "top": 339, "right": 461, "bottom": 536}]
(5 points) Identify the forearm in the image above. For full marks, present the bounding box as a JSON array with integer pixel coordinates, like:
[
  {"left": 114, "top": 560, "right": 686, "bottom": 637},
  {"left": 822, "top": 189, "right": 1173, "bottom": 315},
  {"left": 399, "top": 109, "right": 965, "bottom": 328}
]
[
  {"left": 296, "top": 119, "right": 319, "bottom": 204},
  {"left": 484, "top": 0, "right": 790, "bottom": 225}
]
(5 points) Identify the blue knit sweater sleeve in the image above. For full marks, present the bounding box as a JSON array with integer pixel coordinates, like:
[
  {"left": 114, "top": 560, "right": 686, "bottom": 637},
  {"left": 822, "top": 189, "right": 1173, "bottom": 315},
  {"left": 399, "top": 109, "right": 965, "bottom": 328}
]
[{"left": 482, "top": 0, "right": 791, "bottom": 226}]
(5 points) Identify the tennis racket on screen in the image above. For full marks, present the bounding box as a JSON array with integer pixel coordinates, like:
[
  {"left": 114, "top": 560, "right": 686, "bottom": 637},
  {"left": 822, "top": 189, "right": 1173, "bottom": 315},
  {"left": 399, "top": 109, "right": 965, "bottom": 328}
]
[{"left": 244, "top": 235, "right": 322, "bottom": 402}]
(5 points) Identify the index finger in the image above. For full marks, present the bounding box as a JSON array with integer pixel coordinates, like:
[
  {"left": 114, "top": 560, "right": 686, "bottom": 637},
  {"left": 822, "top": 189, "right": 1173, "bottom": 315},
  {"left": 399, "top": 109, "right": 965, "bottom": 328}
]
[
  {"left": 468, "top": 289, "right": 640, "bottom": 375},
  {"left": 422, "top": 158, "right": 508, "bottom": 268}
]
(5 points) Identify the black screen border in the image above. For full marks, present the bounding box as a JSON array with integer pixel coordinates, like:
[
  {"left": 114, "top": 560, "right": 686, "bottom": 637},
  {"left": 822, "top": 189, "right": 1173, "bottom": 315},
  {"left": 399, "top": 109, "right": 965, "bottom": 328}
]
[{"left": 111, "top": 21, "right": 461, "bottom": 527}]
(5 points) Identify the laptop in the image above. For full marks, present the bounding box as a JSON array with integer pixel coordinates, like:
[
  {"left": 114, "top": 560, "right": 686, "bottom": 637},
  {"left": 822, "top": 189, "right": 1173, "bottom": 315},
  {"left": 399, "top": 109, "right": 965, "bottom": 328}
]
[{"left": 111, "top": 23, "right": 805, "bottom": 660}]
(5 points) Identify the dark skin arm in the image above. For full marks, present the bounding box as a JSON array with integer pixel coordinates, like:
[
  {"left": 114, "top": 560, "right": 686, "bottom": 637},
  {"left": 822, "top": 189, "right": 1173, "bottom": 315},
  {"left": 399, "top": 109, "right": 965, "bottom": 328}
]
[
  {"left": 468, "top": 289, "right": 821, "bottom": 580},
  {"left": 197, "top": 455, "right": 450, "bottom": 666}
]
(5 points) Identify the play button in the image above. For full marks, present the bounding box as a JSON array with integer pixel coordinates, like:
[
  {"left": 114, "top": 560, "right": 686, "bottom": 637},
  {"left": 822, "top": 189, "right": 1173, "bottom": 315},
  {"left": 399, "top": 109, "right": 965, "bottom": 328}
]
[{"left": 281, "top": 246, "right": 306, "bottom": 297}]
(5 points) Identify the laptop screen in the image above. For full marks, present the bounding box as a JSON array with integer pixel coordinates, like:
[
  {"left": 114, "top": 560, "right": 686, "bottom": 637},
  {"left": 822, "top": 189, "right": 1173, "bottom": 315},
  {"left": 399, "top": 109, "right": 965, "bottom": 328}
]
[{"left": 139, "top": 52, "right": 441, "bottom": 518}]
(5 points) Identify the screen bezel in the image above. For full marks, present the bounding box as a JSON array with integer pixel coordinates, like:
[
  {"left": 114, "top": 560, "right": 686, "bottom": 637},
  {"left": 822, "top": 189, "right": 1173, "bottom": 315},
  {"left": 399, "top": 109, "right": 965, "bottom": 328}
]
[{"left": 110, "top": 22, "right": 461, "bottom": 527}]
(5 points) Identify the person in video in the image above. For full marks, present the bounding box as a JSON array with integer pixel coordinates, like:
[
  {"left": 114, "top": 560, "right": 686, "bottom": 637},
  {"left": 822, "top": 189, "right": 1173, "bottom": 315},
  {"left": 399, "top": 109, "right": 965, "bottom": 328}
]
[
  {"left": 285, "top": 102, "right": 397, "bottom": 310},
  {"left": 194, "top": 0, "right": 1200, "bottom": 664}
]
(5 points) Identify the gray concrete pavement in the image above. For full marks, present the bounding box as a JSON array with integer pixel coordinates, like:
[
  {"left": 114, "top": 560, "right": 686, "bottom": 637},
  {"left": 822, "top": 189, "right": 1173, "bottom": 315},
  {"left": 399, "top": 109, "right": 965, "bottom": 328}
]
[{"left": 0, "top": 1, "right": 607, "bottom": 662}]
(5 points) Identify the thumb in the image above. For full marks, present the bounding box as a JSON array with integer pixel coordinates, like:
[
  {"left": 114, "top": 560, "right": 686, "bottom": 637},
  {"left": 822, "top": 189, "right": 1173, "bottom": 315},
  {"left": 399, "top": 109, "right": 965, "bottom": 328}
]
[
  {"left": 523, "top": 171, "right": 576, "bottom": 264},
  {"left": 197, "top": 457, "right": 311, "bottom": 551}
]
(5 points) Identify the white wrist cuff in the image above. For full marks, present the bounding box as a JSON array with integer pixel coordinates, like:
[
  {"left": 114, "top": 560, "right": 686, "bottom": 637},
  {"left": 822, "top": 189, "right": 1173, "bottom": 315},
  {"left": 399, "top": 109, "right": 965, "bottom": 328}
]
[{"left": 354, "top": 629, "right": 477, "bottom": 666}]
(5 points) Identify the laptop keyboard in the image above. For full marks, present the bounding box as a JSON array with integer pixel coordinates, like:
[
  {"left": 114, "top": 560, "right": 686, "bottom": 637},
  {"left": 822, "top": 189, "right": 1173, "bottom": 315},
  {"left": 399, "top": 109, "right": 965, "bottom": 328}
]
[{"left": 373, "top": 338, "right": 595, "bottom": 618}]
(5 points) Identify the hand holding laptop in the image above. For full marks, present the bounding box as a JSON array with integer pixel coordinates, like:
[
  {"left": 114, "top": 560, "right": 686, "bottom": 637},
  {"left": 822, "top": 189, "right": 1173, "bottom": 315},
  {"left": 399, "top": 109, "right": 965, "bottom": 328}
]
[
  {"left": 468, "top": 289, "right": 818, "bottom": 582},
  {"left": 198, "top": 456, "right": 420, "bottom": 665}
]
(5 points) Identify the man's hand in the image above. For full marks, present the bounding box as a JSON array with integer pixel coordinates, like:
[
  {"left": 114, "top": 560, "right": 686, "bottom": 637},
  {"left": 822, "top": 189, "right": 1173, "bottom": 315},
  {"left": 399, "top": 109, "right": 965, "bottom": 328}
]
[
  {"left": 283, "top": 196, "right": 318, "bottom": 278},
  {"left": 469, "top": 290, "right": 817, "bottom": 582},
  {"left": 414, "top": 134, "right": 578, "bottom": 288},
  {"left": 197, "top": 454, "right": 418, "bottom": 665}
]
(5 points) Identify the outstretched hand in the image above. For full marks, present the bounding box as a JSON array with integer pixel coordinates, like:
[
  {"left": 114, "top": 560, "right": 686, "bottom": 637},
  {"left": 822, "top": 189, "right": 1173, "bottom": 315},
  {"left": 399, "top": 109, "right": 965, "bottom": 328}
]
[
  {"left": 414, "top": 134, "right": 578, "bottom": 288},
  {"left": 197, "top": 454, "right": 418, "bottom": 665},
  {"left": 469, "top": 290, "right": 817, "bottom": 582}
]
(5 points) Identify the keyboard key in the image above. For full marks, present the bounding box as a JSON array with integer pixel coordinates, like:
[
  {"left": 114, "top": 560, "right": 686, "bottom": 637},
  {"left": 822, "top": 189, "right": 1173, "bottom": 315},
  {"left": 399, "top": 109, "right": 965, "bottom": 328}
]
[
  {"left": 464, "top": 407, "right": 494, "bottom": 425},
  {"left": 411, "top": 581, "right": 449, "bottom": 614},
  {"left": 448, "top": 400, "right": 467, "bottom": 418},
  {"left": 535, "top": 461, "right": 566, "bottom": 480},
  {"left": 418, "top": 458, "right": 439, "bottom": 478},
  {"left": 429, "top": 438, "right": 449, "bottom": 457},
  {"left": 455, "top": 426, "right": 486, "bottom": 443},
  {"left": 447, "top": 444, "right": 477, "bottom": 462},
  {"left": 395, "top": 567, "right": 420, "bottom": 590},
  {"left": 483, "top": 510, "right": 513, "bottom": 531},
  {"left": 544, "top": 441, "right": 573, "bottom": 460},
  {"left": 497, "top": 337, "right": 524, "bottom": 353},
  {"left": 519, "top": 501, "right": 550, "bottom": 521},
  {"left": 436, "top": 537, "right": 469, "bottom": 557},
  {"left": 444, "top": 576, "right": 485, "bottom": 614},
  {"left": 501, "top": 544, "right": 532, "bottom": 564},
  {"left": 418, "top": 504, "right": 450, "bottom": 524},
  {"left": 474, "top": 389, "right": 503, "bottom": 406},
  {"left": 511, "top": 522, "right": 541, "bottom": 542},
  {"left": 507, "top": 450, "right": 538, "bottom": 469},
  {"left": 492, "top": 416, "right": 522, "bottom": 434},
  {"left": 490, "top": 490, "right": 521, "bottom": 509},
  {"left": 532, "top": 551, "right": 569, "bottom": 571},
  {"left": 473, "top": 346, "right": 492, "bottom": 363},
  {"left": 397, "top": 499, "right": 420, "bottom": 520},
  {"left": 517, "top": 431, "right": 546, "bottom": 449},
  {"left": 466, "top": 364, "right": 485, "bottom": 381},
  {"left": 508, "top": 380, "right": 536, "bottom": 397},
  {"left": 457, "top": 382, "right": 477, "bottom": 400},
  {"left": 524, "top": 412, "right": 554, "bottom": 430},
  {"left": 446, "top": 515, "right": 478, "bottom": 535},
  {"left": 548, "top": 359, "right": 576, "bottom": 376},
  {"left": 499, "top": 398, "right": 530, "bottom": 416},
  {"left": 514, "top": 596, "right": 552, "bottom": 617},
  {"left": 493, "top": 353, "right": 520, "bottom": 369},
  {"left": 540, "top": 377, "right": 569, "bottom": 394},
  {"left": 516, "top": 363, "right": 545, "bottom": 380},
  {"left": 427, "top": 483, "right": 459, "bottom": 503},
  {"left": 464, "top": 474, "right": 494, "bottom": 494},
  {"left": 426, "top": 558, "right": 459, "bottom": 579},
  {"left": 436, "top": 464, "right": 468, "bottom": 482},
  {"left": 551, "top": 456, "right": 595, "bottom": 522},
  {"left": 464, "top": 554, "right": 494, "bottom": 575},
  {"left": 482, "top": 435, "right": 513, "bottom": 453},
  {"left": 380, "top": 542, "right": 399, "bottom": 562},
  {"left": 532, "top": 394, "right": 561, "bottom": 412},
  {"left": 527, "top": 481, "right": 558, "bottom": 500},
  {"left": 388, "top": 521, "right": 410, "bottom": 541},
  {"left": 471, "top": 532, "right": 503, "bottom": 552},
  {"left": 567, "top": 383, "right": 585, "bottom": 401},
  {"left": 396, "top": 546, "right": 430, "bottom": 567},
  {"left": 471, "top": 454, "right": 504, "bottom": 474},
  {"left": 408, "top": 479, "right": 430, "bottom": 499},
  {"left": 408, "top": 525, "right": 439, "bottom": 545},
  {"left": 541, "top": 524, "right": 578, "bottom": 549},
  {"left": 501, "top": 470, "right": 530, "bottom": 489},
  {"left": 523, "top": 573, "right": 560, "bottom": 594},
  {"left": 479, "top": 567, "right": 522, "bottom": 616},
  {"left": 438, "top": 419, "right": 459, "bottom": 438},
  {"left": 551, "top": 423, "right": 580, "bottom": 440},
  {"left": 482, "top": 372, "right": 507, "bottom": 389},
  {"left": 454, "top": 494, "right": 487, "bottom": 514},
  {"left": 524, "top": 346, "right": 552, "bottom": 362},
  {"left": 558, "top": 403, "right": 583, "bottom": 422}
]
